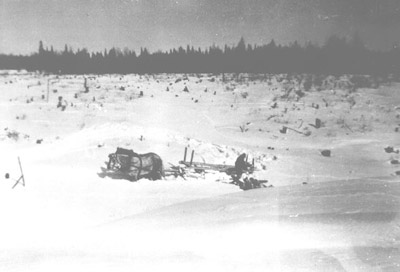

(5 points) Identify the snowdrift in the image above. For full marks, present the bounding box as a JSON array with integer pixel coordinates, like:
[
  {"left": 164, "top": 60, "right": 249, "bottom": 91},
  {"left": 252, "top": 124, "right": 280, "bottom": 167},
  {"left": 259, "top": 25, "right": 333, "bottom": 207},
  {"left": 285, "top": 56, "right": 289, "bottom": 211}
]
[{"left": 1, "top": 72, "right": 400, "bottom": 271}]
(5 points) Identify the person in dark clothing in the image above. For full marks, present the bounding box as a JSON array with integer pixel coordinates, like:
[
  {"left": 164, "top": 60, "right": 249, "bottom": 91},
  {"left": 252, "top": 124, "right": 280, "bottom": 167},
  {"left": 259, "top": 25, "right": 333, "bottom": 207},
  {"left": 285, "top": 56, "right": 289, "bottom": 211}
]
[{"left": 235, "top": 153, "right": 249, "bottom": 180}]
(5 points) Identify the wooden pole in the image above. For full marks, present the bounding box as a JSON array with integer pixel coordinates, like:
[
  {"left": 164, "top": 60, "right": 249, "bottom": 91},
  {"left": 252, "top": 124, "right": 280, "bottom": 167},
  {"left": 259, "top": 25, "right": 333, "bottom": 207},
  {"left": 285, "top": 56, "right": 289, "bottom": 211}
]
[
  {"left": 47, "top": 78, "right": 50, "bottom": 103},
  {"left": 190, "top": 150, "right": 194, "bottom": 166},
  {"left": 18, "top": 157, "right": 25, "bottom": 186},
  {"left": 183, "top": 147, "right": 187, "bottom": 163},
  {"left": 12, "top": 157, "right": 25, "bottom": 189}
]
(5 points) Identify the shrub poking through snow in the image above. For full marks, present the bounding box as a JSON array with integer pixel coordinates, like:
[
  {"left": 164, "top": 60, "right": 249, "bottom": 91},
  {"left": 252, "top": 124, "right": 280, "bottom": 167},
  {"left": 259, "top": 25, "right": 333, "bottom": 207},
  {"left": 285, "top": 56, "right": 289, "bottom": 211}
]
[
  {"left": 295, "top": 89, "right": 305, "bottom": 98},
  {"left": 385, "top": 146, "right": 399, "bottom": 154},
  {"left": 239, "top": 123, "right": 249, "bottom": 132},
  {"left": 321, "top": 150, "right": 331, "bottom": 157},
  {"left": 16, "top": 114, "right": 27, "bottom": 120},
  {"left": 7, "top": 130, "right": 19, "bottom": 141},
  {"left": 56, "top": 96, "right": 67, "bottom": 111},
  {"left": 303, "top": 76, "right": 312, "bottom": 92}
]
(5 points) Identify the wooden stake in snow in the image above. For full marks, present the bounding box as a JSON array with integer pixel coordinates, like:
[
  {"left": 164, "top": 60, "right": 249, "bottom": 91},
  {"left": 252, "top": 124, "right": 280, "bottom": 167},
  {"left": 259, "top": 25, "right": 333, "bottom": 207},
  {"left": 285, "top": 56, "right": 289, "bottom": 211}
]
[
  {"left": 183, "top": 147, "right": 188, "bottom": 162},
  {"left": 46, "top": 78, "right": 50, "bottom": 103},
  {"left": 84, "top": 77, "right": 89, "bottom": 93},
  {"left": 190, "top": 150, "right": 195, "bottom": 166},
  {"left": 180, "top": 147, "right": 195, "bottom": 167},
  {"left": 12, "top": 157, "right": 25, "bottom": 189}
]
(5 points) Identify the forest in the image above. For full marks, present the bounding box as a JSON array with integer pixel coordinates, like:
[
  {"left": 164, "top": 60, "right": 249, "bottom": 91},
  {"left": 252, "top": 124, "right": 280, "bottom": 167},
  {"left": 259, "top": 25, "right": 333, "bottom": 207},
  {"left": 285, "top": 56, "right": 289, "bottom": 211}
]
[{"left": 1, "top": 35, "right": 399, "bottom": 75}]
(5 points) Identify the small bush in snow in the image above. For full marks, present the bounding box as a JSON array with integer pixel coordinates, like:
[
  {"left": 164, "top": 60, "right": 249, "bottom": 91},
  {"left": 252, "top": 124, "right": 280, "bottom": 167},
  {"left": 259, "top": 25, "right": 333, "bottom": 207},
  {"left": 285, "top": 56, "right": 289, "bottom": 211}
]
[
  {"left": 239, "top": 124, "right": 249, "bottom": 133},
  {"left": 7, "top": 130, "right": 19, "bottom": 141}
]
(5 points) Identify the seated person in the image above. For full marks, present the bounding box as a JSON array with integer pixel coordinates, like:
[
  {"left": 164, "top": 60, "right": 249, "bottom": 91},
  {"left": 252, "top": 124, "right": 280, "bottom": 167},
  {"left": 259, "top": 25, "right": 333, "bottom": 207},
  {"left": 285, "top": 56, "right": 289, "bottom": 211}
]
[{"left": 233, "top": 153, "right": 252, "bottom": 183}]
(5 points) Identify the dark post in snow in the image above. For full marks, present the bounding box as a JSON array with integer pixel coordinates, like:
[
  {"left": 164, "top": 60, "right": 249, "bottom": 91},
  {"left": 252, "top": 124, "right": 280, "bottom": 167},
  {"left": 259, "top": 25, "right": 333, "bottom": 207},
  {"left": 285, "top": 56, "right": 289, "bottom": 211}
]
[
  {"left": 183, "top": 147, "right": 187, "bottom": 163},
  {"left": 190, "top": 150, "right": 195, "bottom": 166},
  {"left": 47, "top": 78, "right": 50, "bottom": 103},
  {"left": 84, "top": 77, "right": 89, "bottom": 93}
]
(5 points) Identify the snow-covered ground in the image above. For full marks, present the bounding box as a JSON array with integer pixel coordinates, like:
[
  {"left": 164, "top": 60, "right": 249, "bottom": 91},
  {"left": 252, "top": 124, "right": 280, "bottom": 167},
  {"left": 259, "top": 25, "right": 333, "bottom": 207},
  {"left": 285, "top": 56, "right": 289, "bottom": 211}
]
[{"left": 0, "top": 71, "right": 399, "bottom": 271}]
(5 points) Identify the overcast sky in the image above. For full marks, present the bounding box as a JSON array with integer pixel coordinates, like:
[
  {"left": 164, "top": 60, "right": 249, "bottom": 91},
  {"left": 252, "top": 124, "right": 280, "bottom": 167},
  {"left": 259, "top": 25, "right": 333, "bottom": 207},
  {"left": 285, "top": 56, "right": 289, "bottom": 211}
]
[{"left": 1, "top": 0, "right": 400, "bottom": 55}]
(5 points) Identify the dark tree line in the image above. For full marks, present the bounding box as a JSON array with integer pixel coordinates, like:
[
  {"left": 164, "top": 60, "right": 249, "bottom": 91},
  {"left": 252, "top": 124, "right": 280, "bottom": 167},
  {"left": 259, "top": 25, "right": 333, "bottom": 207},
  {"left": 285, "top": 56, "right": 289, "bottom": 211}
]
[{"left": 1, "top": 36, "right": 400, "bottom": 75}]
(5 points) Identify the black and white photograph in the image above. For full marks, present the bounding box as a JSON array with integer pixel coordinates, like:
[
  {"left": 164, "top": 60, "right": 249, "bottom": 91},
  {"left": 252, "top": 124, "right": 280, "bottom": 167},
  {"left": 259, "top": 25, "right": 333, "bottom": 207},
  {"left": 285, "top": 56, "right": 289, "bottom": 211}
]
[{"left": 0, "top": 0, "right": 399, "bottom": 271}]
